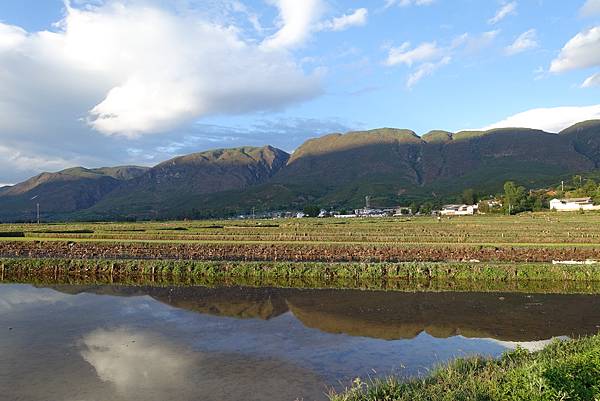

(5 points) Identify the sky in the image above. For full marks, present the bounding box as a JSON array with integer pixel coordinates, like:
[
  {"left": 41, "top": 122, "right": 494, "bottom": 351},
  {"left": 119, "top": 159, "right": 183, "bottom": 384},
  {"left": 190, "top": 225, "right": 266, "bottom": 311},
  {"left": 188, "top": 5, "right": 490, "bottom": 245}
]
[{"left": 1, "top": 0, "right": 600, "bottom": 184}]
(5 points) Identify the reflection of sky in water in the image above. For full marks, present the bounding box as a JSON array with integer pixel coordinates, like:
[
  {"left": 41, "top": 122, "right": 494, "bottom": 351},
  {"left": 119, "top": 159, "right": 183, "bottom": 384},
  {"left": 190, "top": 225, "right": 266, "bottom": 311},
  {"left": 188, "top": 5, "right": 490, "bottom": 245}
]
[{"left": 1, "top": 284, "right": 597, "bottom": 401}]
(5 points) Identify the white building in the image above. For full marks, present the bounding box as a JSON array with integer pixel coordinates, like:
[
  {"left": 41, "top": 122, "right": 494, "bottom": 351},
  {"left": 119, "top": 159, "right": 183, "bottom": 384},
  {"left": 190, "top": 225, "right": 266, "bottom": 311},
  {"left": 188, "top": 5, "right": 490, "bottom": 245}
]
[
  {"left": 550, "top": 197, "right": 600, "bottom": 212},
  {"left": 440, "top": 204, "right": 478, "bottom": 216}
]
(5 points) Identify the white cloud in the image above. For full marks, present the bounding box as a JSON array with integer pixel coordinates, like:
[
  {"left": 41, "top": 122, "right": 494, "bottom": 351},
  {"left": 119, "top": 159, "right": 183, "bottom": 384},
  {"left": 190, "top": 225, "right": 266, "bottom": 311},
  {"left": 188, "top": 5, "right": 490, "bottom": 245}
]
[
  {"left": 483, "top": 105, "right": 600, "bottom": 132},
  {"left": 581, "top": 0, "right": 600, "bottom": 17},
  {"left": 384, "top": 0, "right": 435, "bottom": 8},
  {"left": 261, "top": 0, "right": 324, "bottom": 50},
  {"left": 582, "top": 72, "right": 600, "bottom": 88},
  {"left": 81, "top": 328, "right": 194, "bottom": 395},
  {"left": 0, "top": 286, "right": 70, "bottom": 312},
  {"left": 485, "top": 337, "right": 560, "bottom": 352},
  {"left": 0, "top": 23, "right": 27, "bottom": 51},
  {"left": 319, "top": 8, "right": 368, "bottom": 32},
  {"left": 0, "top": 144, "right": 73, "bottom": 173},
  {"left": 488, "top": 1, "right": 517, "bottom": 25},
  {"left": 407, "top": 56, "right": 451, "bottom": 88},
  {"left": 385, "top": 31, "right": 498, "bottom": 87},
  {"left": 454, "top": 30, "right": 500, "bottom": 53},
  {"left": 385, "top": 41, "right": 443, "bottom": 66},
  {"left": 0, "top": 1, "right": 322, "bottom": 139},
  {"left": 505, "top": 29, "right": 539, "bottom": 55},
  {"left": 550, "top": 26, "right": 600, "bottom": 73}
]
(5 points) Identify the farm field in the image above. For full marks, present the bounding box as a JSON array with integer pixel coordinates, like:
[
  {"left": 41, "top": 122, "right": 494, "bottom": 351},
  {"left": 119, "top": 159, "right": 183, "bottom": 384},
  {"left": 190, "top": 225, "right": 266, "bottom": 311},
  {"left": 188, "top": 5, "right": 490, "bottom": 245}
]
[
  {"left": 2, "top": 213, "right": 600, "bottom": 286},
  {"left": 3, "top": 213, "right": 600, "bottom": 245},
  {"left": 3, "top": 214, "right": 600, "bottom": 401}
]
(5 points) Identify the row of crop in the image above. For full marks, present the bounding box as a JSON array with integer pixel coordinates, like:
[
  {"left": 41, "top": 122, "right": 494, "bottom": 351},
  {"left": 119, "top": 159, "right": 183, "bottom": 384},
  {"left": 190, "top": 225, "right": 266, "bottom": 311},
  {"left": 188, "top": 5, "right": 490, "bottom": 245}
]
[
  {"left": 18, "top": 231, "right": 600, "bottom": 244},
  {"left": 4, "top": 266, "right": 600, "bottom": 294},
  {"left": 3, "top": 258, "right": 600, "bottom": 283},
  {"left": 2, "top": 240, "right": 600, "bottom": 262}
]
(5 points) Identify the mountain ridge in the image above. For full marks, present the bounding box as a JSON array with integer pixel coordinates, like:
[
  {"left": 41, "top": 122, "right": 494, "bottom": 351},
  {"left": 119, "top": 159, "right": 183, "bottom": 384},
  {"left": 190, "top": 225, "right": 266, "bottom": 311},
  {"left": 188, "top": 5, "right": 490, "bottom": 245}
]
[{"left": 1, "top": 120, "right": 600, "bottom": 221}]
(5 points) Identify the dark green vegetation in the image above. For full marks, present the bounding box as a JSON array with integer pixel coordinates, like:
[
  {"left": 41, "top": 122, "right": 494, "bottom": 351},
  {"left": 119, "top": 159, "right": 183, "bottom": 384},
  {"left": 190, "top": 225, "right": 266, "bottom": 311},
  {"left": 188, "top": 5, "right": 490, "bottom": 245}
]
[
  {"left": 2, "top": 120, "right": 600, "bottom": 221},
  {"left": 4, "top": 258, "right": 600, "bottom": 294},
  {"left": 330, "top": 335, "right": 600, "bottom": 401},
  {"left": 0, "top": 166, "right": 148, "bottom": 220}
]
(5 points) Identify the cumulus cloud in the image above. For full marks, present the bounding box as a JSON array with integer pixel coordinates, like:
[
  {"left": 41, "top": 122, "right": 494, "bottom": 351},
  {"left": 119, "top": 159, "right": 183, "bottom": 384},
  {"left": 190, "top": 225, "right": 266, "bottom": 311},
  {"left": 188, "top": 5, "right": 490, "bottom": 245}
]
[
  {"left": 0, "top": 0, "right": 333, "bottom": 183},
  {"left": 550, "top": 26, "right": 600, "bottom": 73},
  {"left": 0, "top": 1, "right": 322, "bottom": 139},
  {"left": 261, "top": 0, "right": 324, "bottom": 49},
  {"left": 318, "top": 8, "right": 368, "bottom": 32},
  {"left": 489, "top": 1, "right": 517, "bottom": 25},
  {"left": 483, "top": 105, "right": 600, "bottom": 133},
  {"left": 581, "top": 0, "right": 600, "bottom": 17},
  {"left": 505, "top": 29, "right": 539, "bottom": 55},
  {"left": 582, "top": 72, "right": 600, "bottom": 88}
]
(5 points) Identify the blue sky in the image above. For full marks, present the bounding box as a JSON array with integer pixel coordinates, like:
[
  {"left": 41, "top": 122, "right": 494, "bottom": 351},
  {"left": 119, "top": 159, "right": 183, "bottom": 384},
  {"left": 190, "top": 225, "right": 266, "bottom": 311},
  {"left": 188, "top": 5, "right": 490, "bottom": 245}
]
[{"left": 1, "top": 0, "right": 600, "bottom": 184}]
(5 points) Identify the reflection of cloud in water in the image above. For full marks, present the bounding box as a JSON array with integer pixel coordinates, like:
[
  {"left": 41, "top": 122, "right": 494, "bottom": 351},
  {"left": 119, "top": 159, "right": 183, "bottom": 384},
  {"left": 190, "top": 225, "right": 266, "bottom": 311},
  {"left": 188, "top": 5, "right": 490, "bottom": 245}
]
[
  {"left": 80, "top": 328, "right": 193, "bottom": 394},
  {"left": 486, "top": 337, "right": 568, "bottom": 352},
  {"left": 79, "top": 327, "right": 327, "bottom": 401},
  {"left": 0, "top": 285, "right": 69, "bottom": 312}
]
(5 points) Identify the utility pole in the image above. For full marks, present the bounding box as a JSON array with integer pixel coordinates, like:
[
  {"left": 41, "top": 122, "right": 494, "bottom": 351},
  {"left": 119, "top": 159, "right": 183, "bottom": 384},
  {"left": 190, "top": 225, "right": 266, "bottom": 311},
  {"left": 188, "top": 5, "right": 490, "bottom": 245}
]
[
  {"left": 561, "top": 181, "right": 564, "bottom": 192},
  {"left": 252, "top": 207, "right": 256, "bottom": 219},
  {"left": 36, "top": 203, "right": 40, "bottom": 224}
]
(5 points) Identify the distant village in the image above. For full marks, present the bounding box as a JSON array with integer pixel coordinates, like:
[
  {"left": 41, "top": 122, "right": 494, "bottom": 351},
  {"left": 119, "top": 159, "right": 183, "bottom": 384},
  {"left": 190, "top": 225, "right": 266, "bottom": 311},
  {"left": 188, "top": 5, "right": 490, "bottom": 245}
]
[
  {"left": 238, "top": 176, "right": 600, "bottom": 219},
  {"left": 240, "top": 195, "right": 600, "bottom": 220}
]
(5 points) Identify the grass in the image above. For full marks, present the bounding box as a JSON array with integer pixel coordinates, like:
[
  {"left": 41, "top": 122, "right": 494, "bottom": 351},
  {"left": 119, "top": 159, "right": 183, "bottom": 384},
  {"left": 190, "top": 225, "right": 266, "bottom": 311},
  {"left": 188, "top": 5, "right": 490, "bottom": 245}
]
[
  {"left": 329, "top": 335, "right": 600, "bottom": 401},
  {"left": 3, "top": 258, "right": 600, "bottom": 293}
]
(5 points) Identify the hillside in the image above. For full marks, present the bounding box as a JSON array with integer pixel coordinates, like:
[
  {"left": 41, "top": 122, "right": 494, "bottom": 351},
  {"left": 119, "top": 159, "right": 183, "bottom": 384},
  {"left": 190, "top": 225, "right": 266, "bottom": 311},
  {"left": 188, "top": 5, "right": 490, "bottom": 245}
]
[
  {"left": 0, "top": 166, "right": 148, "bottom": 221},
  {"left": 262, "top": 125, "right": 594, "bottom": 208},
  {"left": 560, "top": 120, "right": 600, "bottom": 167},
  {"left": 80, "top": 146, "right": 291, "bottom": 219},
  {"left": 2, "top": 120, "right": 600, "bottom": 221}
]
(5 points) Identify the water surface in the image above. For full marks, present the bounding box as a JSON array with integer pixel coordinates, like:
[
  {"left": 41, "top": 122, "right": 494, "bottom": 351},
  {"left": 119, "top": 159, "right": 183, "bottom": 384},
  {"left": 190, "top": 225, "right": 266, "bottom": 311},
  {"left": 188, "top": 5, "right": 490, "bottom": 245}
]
[{"left": 2, "top": 284, "right": 600, "bottom": 401}]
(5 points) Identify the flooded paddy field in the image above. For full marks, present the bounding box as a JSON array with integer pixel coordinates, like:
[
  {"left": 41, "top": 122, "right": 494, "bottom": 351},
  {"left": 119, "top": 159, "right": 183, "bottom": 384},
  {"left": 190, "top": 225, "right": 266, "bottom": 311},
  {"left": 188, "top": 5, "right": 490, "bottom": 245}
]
[
  {"left": 2, "top": 283, "right": 600, "bottom": 401},
  {"left": 2, "top": 216, "right": 600, "bottom": 399}
]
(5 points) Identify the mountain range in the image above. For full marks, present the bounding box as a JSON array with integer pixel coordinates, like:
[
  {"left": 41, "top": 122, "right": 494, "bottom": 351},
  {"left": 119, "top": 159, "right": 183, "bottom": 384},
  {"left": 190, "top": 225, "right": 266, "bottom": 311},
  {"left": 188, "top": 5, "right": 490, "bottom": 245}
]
[{"left": 2, "top": 120, "right": 600, "bottom": 221}]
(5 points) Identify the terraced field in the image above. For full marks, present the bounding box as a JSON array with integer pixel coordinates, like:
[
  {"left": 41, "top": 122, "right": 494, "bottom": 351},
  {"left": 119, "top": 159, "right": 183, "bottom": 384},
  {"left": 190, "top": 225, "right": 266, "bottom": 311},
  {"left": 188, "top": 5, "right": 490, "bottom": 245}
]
[
  {"left": 2, "top": 213, "right": 600, "bottom": 285},
  {"left": 2, "top": 213, "right": 600, "bottom": 245}
]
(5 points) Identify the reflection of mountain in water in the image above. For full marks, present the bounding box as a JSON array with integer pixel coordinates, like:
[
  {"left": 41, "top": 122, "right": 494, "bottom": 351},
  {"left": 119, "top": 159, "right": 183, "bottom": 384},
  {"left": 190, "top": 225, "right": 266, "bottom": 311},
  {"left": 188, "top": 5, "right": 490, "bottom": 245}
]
[{"left": 49, "top": 285, "right": 600, "bottom": 342}]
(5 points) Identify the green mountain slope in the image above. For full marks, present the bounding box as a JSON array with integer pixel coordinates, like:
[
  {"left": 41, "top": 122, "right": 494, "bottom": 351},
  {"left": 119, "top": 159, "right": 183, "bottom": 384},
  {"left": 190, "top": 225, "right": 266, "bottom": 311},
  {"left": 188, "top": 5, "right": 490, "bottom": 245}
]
[
  {"left": 3, "top": 121, "right": 600, "bottom": 221},
  {"left": 0, "top": 166, "right": 148, "bottom": 221},
  {"left": 80, "top": 146, "right": 291, "bottom": 219},
  {"left": 560, "top": 120, "right": 600, "bottom": 167}
]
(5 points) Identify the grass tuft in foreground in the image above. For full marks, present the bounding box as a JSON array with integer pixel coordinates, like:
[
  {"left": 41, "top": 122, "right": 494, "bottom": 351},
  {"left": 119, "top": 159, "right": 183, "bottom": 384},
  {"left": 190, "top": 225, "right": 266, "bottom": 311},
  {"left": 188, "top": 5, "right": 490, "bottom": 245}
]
[{"left": 330, "top": 335, "right": 600, "bottom": 401}]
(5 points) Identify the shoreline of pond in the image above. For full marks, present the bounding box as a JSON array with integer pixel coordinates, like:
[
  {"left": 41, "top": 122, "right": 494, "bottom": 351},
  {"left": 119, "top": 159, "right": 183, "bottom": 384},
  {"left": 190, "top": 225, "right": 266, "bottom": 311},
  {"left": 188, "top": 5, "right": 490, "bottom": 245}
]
[
  {"left": 329, "top": 334, "right": 600, "bottom": 401},
  {"left": 3, "top": 257, "right": 600, "bottom": 294}
]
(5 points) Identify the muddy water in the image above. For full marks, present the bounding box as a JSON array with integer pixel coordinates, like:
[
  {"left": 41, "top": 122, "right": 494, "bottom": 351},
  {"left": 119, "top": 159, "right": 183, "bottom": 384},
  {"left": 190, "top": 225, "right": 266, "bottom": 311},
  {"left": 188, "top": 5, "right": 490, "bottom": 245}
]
[{"left": 2, "top": 284, "right": 600, "bottom": 401}]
